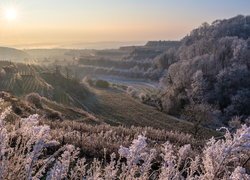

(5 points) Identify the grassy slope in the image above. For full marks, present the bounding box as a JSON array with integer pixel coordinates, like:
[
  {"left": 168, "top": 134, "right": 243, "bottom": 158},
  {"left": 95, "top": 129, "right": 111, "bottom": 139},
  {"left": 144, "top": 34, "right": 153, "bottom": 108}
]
[
  {"left": 0, "top": 62, "right": 217, "bottom": 138},
  {"left": 0, "top": 91, "right": 101, "bottom": 125},
  {"left": 0, "top": 47, "right": 30, "bottom": 61},
  {"left": 86, "top": 87, "right": 218, "bottom": 138},
  {"left": 41, "top": 98, "right": 101, "bottom": 123}
]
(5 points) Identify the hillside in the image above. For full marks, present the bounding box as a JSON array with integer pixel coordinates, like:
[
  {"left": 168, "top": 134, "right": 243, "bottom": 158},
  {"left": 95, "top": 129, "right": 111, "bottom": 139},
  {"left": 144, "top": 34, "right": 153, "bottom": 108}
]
[
  {"left": 82, "top": 85, "right": 218, "bottom": 138},
  {"left": 124, "top": 41, "right": 180, "bottom": 61},
  {"left": 0, "top": 61, "right": 92, "bottom": 109},
  {"left": 0, "top": 91, "right": 100, "bottom": 123},
  {"left": 76, "top": 41, "right": 180, "bottom": 81},
  {"left": 159, "top": 15, "right": 250, "bottom": 126},
  {"left": 0, "top": 60, "right": 218, "bottom": 138},
  {"left": 0, "top": 47, "right": 30, "bottom": 62}
]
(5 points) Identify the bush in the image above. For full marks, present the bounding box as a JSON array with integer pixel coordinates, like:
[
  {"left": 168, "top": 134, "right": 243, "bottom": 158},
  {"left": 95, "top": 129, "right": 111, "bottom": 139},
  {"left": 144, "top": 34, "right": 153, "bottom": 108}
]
[
  {"left": 45, "top": 108, "right": 62, "bottom": 120},
  {"left": 138, "top": 92, "right": 147, "bottom": 102},
  {"left": 0, "top": 68, "right": 6, "bottom": 79},
  {"left": 26, "top": 93, "right": 43, "bottom": 109},
  {"left": 95, "top": 80, "right": 110, "bottom": 88},
  {"left": 126, "top": 86, "right": 138, "bottom": 98},
  {"left": 82, "top": 76, "right": 94, "bottom": 86},
  {"left": 182, "top": 103, "right": 214, "bottom": 137}
]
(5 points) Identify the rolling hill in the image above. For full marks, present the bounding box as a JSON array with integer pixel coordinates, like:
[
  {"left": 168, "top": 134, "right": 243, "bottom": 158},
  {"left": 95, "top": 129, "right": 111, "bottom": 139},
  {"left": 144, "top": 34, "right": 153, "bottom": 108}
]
[{"left": 0, "top": 47, "right": 30, "bottom": 62}]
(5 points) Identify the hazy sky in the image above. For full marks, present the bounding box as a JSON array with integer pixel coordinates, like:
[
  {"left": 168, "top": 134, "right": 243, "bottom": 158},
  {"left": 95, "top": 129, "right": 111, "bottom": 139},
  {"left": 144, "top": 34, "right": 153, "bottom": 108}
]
[{"left": 0, "top": 0, "right": 249, "bottom": 48}]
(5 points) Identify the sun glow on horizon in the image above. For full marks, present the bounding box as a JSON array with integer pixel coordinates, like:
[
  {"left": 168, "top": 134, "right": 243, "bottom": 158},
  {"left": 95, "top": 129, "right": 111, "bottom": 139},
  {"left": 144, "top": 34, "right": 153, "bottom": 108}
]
[
  {"left": 4, "top": 7, "right": 18, "bottom": 21},
  {"left": 0, "top": 0, "right": 250, "bottom": 48}
]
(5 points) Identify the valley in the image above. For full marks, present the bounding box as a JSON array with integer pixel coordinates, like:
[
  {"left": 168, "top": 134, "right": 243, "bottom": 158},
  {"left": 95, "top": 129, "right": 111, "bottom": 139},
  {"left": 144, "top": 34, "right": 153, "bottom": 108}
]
[
  {"left": 0, "top": 14, "right": 250, "bottom": 179},
  {"left": 0, "top": 60, "right": 197, "bottom": 133}
]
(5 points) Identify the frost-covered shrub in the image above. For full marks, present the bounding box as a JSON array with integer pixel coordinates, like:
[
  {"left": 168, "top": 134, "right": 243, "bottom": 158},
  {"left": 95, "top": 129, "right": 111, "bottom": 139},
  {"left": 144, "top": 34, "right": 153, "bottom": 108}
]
[
  {"left": 229, "top": 116, "right": 242, "bottom": 130},
  {"left": 82, "top": 76, "right": 94, "bottom": 86},
  {"left": 138, "top": 92, "right": 147, "bottom": 102},
  {"left": 183, "top": 103, "right": 213, "bottom": 123},
  {"left": 26, "top": 93, "right": 43, "bottom": 108},
  {"left": 45, "top": 108, "right": 62, "bottom": 120},
  {"left": 162, "top": 85, "right": 189, "bottom": 115},
  {"left": 44, "top": 119, "right": 197, "bottom": 159},
  {"left": 0, "top": 100, "right": 249, "bottom": 179},
  {"left": 126, "top": 86, "right": 138, "bottom": 98},
  {"left": 225, "top": 89, "right": 250, "bottom": 118},
  {"left": 0, "top": 68, "right": 6, "bottom": 79},
  {"left": 0, "top": 106, "right": 59, "bottom": 179},
  {"left": 200, "top": 125, "right": 250, "bottom": 179}
]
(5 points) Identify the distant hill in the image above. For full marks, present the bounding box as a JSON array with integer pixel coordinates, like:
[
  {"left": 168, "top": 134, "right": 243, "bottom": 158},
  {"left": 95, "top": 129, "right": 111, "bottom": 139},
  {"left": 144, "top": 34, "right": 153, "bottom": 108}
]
[
  {"left": 77, "top": 41, "right": 181, "bottom": 81},
  {"left": 0, "top": 47, "right": 30, "bottom": 62},
  {"left": 123, "top": 41, "right": 181, "bottom": 61},
  {"left": 145, "top": 41, "right": 181, "bottom": 50}
]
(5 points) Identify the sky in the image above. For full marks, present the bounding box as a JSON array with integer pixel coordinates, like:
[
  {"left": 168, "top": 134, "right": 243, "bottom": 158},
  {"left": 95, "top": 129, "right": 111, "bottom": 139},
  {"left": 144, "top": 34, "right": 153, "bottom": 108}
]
[{"left": 0, "top": 0, "right": 249, "bottom": 48}]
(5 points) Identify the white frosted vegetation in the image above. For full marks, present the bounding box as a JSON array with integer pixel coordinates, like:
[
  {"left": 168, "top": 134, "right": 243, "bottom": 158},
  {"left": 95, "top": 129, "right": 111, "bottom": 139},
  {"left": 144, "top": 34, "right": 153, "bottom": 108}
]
[{"left": 0, "top": 100, "right": 249, "bottom": 179}]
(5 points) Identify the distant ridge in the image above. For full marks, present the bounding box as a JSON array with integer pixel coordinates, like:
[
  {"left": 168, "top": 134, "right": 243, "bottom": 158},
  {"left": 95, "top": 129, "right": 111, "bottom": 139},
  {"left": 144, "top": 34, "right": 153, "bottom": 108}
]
[
  {"left": 0, "top": 47, "right": 30, "bottom": 62},
  {"left": 145, "top": 41, "right": 181, "bottom": 49}
]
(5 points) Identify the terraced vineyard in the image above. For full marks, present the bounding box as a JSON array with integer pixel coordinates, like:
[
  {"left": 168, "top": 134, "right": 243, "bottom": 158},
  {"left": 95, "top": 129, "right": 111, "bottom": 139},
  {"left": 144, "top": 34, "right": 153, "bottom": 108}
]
[
  {"left": 0, "top": 62, "right": 51, "bottom": 95},
  {"left": 20, "top": 75, "right": 51, "bottom": 94},
  {"left": 0, "top": 74, "right": 21, "bottom": 95},
  {"left": 0, "top": 61, "right": 91, "bottom": 108}
]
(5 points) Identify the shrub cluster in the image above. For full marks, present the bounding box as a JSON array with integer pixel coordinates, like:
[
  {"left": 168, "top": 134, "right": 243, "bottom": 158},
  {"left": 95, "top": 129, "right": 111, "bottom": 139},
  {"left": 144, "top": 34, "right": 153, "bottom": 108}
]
[{"left": 95, "top": 79, "right": 110, "bottom": 88}]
